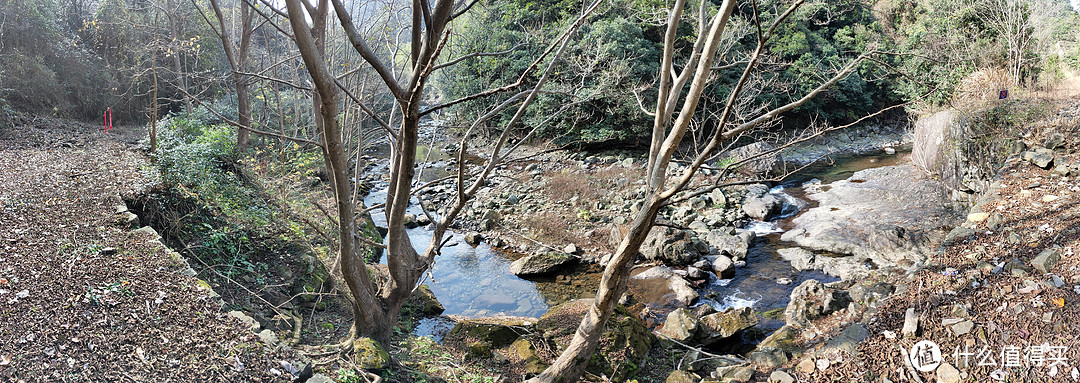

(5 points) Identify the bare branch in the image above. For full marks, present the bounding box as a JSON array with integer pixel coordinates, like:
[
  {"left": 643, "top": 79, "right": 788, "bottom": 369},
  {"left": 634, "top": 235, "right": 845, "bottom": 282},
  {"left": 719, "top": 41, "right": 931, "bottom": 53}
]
[{"left": 432, "top": 43, "right": 526, "bottom": 71}]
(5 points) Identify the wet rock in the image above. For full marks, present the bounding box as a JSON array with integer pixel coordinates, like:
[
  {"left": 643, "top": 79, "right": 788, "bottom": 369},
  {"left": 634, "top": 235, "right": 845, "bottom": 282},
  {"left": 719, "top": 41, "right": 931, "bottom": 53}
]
[
  {"left": 446, "top": 317, "right": 534, "bottom": 348},
  {"left": 641, "top": 227, "right": 705, "bottom": 266},
  {"left": 666, "top": 370, "right": 701, "bottom": 383},
  {"left": 352, "top": 337, "right": 390, "bottom": 369},
  {"left": 711, "top": 256, "right": 736, "bottom": 279},
  {"left": 777, "top": 248, "right": 815, "bottom": 271},
  {"left": 464, "top": 232, "right": 483, "bottom": 246},
  {"left": 743, "top": 194, "right": 783, "bottom": 221},
  {"left": 785, "top": 280, "right": 851, "bottom": 327},
  {"left": 536, "top": 300, "right": 653, "bottom": 382},
  {"left": 1032, "top": 248, "right": 1061, "bottom": 274},
  {"left": 509, "top": 252, "right": 576, "bottom": 276},
  {"left": 658, "top": 308, "right": 699, "bottom": 342},
  {"left": 699, "top": 307, "right": 758, "bottom": 344}
]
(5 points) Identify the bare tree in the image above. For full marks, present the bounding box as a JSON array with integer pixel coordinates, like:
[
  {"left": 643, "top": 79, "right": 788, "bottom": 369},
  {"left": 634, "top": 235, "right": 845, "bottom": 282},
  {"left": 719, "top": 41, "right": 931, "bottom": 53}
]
[
  {"left": 197, "top": 0, "right": 257, "bottom": 152},
  {"left": 529, "top": 0, "right": 874, "bottom": 380},
  {"left": 975, "top": 0, "right": 1036, "bottom": 86},
  {"left": 284, "top": 0, "right": 603, "bottom": 347}
]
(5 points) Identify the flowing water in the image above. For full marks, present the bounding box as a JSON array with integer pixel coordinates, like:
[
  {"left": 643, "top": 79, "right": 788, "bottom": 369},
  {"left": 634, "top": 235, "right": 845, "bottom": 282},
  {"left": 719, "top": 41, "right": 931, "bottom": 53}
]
[
  {"left": 364, "top": 142, "right": 911, "bottom": 339},
  {"left": 698, "top": 150, "right": 912, "bottom": 333}
]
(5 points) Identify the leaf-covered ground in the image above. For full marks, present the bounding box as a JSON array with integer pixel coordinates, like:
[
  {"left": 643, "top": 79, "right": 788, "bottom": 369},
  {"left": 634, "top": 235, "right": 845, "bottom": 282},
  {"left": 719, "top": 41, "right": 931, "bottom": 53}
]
[{"left": 0, "top": 120, "right": 297, "bottom": 382}]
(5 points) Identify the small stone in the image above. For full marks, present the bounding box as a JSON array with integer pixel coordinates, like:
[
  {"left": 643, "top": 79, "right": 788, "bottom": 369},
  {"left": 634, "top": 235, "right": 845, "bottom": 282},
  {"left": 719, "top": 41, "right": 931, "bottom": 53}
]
[
  {"left": 1032, "top": 248, "right": 1061, "bottom": 274},
  {"left": 902, "top": 308, "right": 919, "bottom": 338},
  {"left": 816, "top": 358, "right": 830, "bottom": 371},
  {"left": 99, "top": 247, "right": 118, "bottom": 256},
  {"left": 797, "top": 358, "right": 815, "bottom": 374},
  {"left": 1043, "top": 312, "right": 1054, "bottom": 323},
  {"left": 967, "top": 212, "right": 989, "bottom": 222},
  {"left": 563, "top": 243, "right": 581, "bottom": 255},
  {"left": 950, "top": 320, "right": 974, "bottom": 336},
  {"left": 769, "top": 370, "right": 795, "bottom": 383},
  {"left": 776, "top": 277, "right": 793, "bottom": 285},
  {"left": 936, "top": 362, "right": 961, "bottom": 383},
  {"left": 884, "top": 147, "right": 897, "bottom": 155},
  {"left": 883, "top": 330, "right": 897, "bottom": 339},
  {"left": 1043, "top": 195, "right": 1060, "bottom": 202},
  {"left": 464, "top": 232, "right": 483, "bottom": 246}
]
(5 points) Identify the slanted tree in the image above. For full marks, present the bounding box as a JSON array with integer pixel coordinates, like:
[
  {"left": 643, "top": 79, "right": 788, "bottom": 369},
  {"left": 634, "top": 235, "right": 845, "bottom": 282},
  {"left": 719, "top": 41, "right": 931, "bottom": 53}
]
[{"left": 530, "top": 0, "right": 878, "bottom": 380}]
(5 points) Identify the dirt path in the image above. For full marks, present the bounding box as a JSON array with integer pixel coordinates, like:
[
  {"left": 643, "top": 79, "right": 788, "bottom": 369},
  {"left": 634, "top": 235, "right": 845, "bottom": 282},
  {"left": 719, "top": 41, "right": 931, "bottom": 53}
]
[{"left": 0, "top": 121, "right": 297, "bottom": 382}]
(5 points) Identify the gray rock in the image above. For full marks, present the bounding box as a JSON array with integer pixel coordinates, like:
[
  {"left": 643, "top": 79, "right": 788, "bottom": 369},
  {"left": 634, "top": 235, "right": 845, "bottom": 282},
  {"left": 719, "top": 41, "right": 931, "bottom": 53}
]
[
  {"left": 986, "top": 212, "right": 1004, "bottom": 231},
  {"left": 258, "top": 329, "right": 279, "bottom": 346},
  {"left": 306, "top": 374, "right": 335, "bottom": 383},
  {"left": 641, "top": 227, "right": 705, "bottom": 266},
  {"left": 464, "top": 232, "right": 483, "bottom": 246},
  {"left": 727, "top": 141, "right": 784, "bottom": 176},
  {"left": 780, "top": 165, "right": 952, "bottom": 271},
  {"left": 709, "top": 188, "right": 728, "bottom": 208},
  {"left": 902, "top": 308, "right": 918, "bottom": 338},
  {"left": 509, "top": 252, "right": 576, "bottom": 276},
  {"left": 949, "top": 319, "right": 974, "bottom": 336},
  {"left": 936, "top": 362, "right": 961, "bottom": 383},
  {"left": 668, "top": 276, "right": 699, "bottom": 306},
  {"left": 633, "top": 266, "right": 676, "bottom": 280},
  {"left": 686, "top": 266, "right": 708, "bottom": 280},
  {"left": 1030, "top": 152, "right": 1055, "bottom": 169},
  {"left": 777, "top": 248, "right": 815, "bottom": 271},
  {"left": 743, "top": 194, "right": 783, "bottom": 221},
  {"left": 665, "top": 370, "right": 701, "bottom": 383},
  {"left": 133, "top": 226, "right": 160, "bottom": 239},
  {"left": 1045, "top": 132, "right": 1066, "bottom": 150},
  {"left": 564, "top": 243, "right": 581, "bottom": 255},
  {"left": 706, "top": 230, "right": 751, "bottom": 260},
  {"left": 700, "top": 307, "right": 758, "bottom": 344},
  {"left": 228, "top": 310, "right": 260, "bottom": 332},
  {"left": 785, "top": 279, "right": 850, "bottom": 326},
  {"left": 823, "top": 324, "right": 869, "bottom": 356},
  {"left": 658, "top": 308, "right": 699, "bottom": 342},
  {"left": 712, "top": 256, "right": 736, "bottom": 279},
  {"left": 768, "top": 370, "right": 795, "bottom": 383},
  {"left": 403, "top": 213, "right": 419, "bottom": 228},
  {"left": 1032, "top": 248, "right": 1061, "bottom": 274}
]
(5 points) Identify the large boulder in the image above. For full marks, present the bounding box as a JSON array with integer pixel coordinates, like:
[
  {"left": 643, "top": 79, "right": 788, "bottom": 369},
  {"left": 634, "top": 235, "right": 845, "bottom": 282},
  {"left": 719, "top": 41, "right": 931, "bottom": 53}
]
[
  {"left": 445, "top": 317, "right": 535, "bottom": 348},
  {"left": 658, "top": 308, "right": 700, "bottom": 342},
  {"left": 711, "top": 255, "right": 736, "bottom": 279},
  {"left": 742, "top": 194, "right": 784, "bottom": 221},
  {"left": 705, "top": 230, "right": 755, "bottom": 261},
  {"left": 352, "top": 337, "right": 390, "bottom": 370},
  {"left": 510, "top": 252, "right": 576, "bottom": 276},
  {"left": 535, "top": 300, "right": 654, "bottom": 382},
  {"left": 402, "top": 284, "right": 445, "bottom": 317},
  {"left": 698, "top": 307, "right": 759, "bottom": 345},
  {"left": 726, "top": 142, "right": 784, "bottom": 176},
  {"left": 641, "top": 227, "right": 707, "bottom": 266},
  {"left": 784, "top": 280, "right": 851, "bottom": 327},
  {"left": 777, "top": 248, "right": 815, "bottom": 271},
  {"left": 780, "top": 164, "right": 956, "bottom": 272}
]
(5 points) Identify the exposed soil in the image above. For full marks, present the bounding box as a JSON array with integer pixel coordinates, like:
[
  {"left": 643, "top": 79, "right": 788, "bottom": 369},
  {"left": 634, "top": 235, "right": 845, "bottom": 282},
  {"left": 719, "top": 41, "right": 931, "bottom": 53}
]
[{"left": 0, "top": 120, "right": 298, "bottom": 382}]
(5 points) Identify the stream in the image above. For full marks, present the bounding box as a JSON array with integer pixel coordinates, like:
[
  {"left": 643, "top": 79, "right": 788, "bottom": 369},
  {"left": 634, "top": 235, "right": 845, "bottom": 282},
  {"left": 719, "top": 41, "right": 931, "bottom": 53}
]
[
  {"left": 362, "top": 142, "right": 911, "bottom": 339},
  {"left": 696, "top": 150, "right": 913, "bottom": 333}
]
